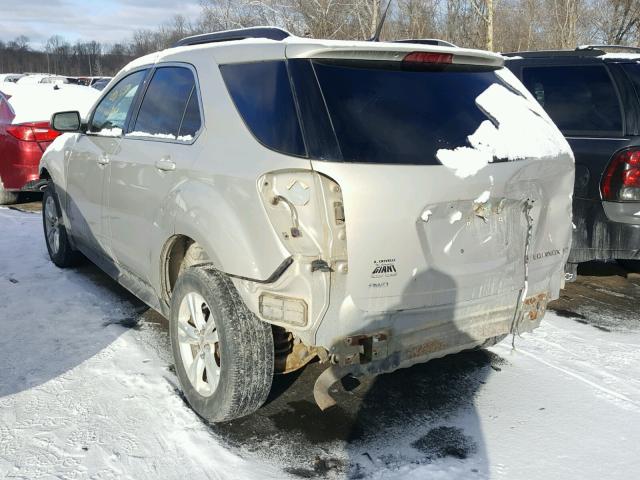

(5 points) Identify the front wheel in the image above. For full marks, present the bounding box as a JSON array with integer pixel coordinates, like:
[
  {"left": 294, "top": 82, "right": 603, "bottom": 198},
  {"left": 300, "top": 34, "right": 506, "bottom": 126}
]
[
  {"left": 42, "top": 183, "right": 81, "bottom": 267},
  {"left": 170, "top": 266, "right": 274, "bottom": 422}
]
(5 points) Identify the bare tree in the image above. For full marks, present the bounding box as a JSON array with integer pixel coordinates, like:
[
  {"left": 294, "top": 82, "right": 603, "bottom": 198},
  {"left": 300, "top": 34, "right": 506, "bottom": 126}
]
[
  {"left": 547, "top": 0, "right": 582, "bottom": 48},
  {"left": 589, "top": 0, "right": 640, "bottom": 44}
]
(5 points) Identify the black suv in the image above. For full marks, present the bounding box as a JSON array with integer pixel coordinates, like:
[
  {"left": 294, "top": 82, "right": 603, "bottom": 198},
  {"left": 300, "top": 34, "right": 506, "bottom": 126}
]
[{"left": 505, "top": 47, "right": 640, "bottom": 274}]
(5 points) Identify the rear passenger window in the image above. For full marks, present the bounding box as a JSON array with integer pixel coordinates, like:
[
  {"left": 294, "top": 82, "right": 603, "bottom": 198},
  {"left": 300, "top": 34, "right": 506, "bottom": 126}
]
[
  {"left": 131, "top": 66, "right": 201, "bottom": 141},
  {"left": 220, "top": 61, "right": 306, "bottom": 157},
  {"left": 522, "top": 65, "right": 623, "bottom": 136}
]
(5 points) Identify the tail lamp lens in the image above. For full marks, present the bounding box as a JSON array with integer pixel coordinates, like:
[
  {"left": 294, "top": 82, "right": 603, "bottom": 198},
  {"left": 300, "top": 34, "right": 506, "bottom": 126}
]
[
  {"left": 6, "top": 122, "right": 61, "bottom": 142},
  {"left": 602, "top": 148, "right": 640, "bottom": 201},
  {"left": 403, "top": 52, "right": 453, "bottom": 65}
]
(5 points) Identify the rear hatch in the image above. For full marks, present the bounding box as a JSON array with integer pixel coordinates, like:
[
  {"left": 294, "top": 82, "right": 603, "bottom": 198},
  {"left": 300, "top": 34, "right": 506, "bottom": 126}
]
[{"left": 287, "top": 46, "right": 574, "bottom": 312}]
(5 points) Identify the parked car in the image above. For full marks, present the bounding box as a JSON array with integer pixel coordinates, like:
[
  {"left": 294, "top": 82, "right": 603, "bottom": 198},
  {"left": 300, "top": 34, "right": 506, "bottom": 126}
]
[
  {"left": 76, "top": 76, "right": 111, "bottom": 87},
  {"left": 40, "top": 27, "right": 574, "bottom": 422},
  {"left": 0, "top": 73, "right": 25, "bottom": 83},
  {"left": 16, "top": 74, "right": 51, "bottom": 85},
  {"left": 505, "top": 47, "right": 640, "bottom": 273},
  {"left": 0, "top": 84, "right": 99, "bottom": 204},
  {"left": 40, "top": 76, "right": 69, "bottom": 85},
  {"left": 91, "top": 78, "right": 110, "bottom": 91}
]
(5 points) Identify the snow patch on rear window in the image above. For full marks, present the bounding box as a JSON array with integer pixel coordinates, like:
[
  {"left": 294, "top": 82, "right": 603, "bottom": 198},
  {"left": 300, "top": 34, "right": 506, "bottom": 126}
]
[{"left": 436, "top": 79, "right": 572, "bottom": 178}]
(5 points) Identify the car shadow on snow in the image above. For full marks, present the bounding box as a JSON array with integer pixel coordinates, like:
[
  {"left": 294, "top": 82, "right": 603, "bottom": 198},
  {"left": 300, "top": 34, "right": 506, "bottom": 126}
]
[
  {"left": 212, "top": 267, "right": 503, "bottom": 479},
  {"left": 0, "top": 206, "right": 147, "bottom": 398}
]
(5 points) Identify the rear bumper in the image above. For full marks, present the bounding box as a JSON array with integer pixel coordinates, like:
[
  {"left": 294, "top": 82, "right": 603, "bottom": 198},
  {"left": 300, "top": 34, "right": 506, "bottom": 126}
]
[
  {"left": 312, "top": 288, "right": 548, "bottom": 409},
  {"left": 0, "top": 138, "right": 44, "bottom": 190},
  {"left": 570, "top": 198, "right": 640, "bottom": 262},
  {"left": 326, "top": 289, "right": 546, "bottom": 376}
]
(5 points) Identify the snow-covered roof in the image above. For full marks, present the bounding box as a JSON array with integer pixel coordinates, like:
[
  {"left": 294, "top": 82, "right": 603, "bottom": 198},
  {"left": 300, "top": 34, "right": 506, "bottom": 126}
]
[{"left": 598, "top": 52, "right": 640, "bottom": 61}]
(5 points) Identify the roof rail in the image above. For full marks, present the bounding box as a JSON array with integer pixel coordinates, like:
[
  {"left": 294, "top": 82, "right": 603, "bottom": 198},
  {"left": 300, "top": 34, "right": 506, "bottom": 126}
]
[
  {"left": 394, "top": 38, "right": 457, "bottom": 48},
  {"left": 173, "top": 26, "right": 291, "bottom": 48},
  {"left": 502, "top": 49, "right": 604, "bottom": 58},
  {"left": 576, "top": 44, "right": 640, "bottom": 53}
]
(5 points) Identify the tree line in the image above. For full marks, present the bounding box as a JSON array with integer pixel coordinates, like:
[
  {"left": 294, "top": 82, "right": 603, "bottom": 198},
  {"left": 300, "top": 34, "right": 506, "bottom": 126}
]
[{"left": 2, "top": 0, "right": 640, "bottom": 76}]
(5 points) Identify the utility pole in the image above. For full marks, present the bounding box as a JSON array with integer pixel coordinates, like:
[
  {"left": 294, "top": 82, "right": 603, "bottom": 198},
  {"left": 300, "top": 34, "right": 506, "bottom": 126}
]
[
  {"left": 486, "top": 0, "right": 494, "bottom": 51},
  {"left": 370, "top": 0, "right": 381, "bottom": 39}
]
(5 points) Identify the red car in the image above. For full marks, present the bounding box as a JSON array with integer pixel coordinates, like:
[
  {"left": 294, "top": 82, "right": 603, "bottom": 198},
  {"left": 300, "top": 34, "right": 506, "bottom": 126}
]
[
  {"left": 0, "top": 85, "right": 98, "bottom": 204},
  {"left": 0, "top": 90, "right": 60, "bottom": 204}
]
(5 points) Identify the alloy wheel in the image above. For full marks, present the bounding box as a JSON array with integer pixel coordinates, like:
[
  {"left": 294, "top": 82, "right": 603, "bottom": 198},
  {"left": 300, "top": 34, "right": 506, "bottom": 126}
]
[
  {"left": 44, "top": 195, "right": 61, "bottom": 255},
  {"left": 177, "top": 292, "right": 221, "bottom": 397}
]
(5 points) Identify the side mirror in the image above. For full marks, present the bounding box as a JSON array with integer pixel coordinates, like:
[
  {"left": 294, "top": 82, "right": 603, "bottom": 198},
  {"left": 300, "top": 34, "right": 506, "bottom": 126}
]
[{"left": 51, "top": 111, "right": 81, "bottom": 132}]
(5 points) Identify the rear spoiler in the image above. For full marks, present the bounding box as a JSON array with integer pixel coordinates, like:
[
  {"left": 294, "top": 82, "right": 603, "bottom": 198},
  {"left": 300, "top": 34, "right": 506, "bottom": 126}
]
[{"left": 285, "top": 42, "right": 504, "bottom": 68}]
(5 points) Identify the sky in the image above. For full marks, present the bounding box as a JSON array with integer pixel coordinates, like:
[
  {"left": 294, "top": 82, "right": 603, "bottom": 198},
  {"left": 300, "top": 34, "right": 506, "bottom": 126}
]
[{"left": 0, "top": 0, "right": 202, "bottom": 49}]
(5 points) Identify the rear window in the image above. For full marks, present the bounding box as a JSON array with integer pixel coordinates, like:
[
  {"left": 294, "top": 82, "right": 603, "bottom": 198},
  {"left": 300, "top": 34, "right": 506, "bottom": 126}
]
[
  {"left": 221, "top": 59, "right": 520, "bottom": 164},
  {"left": 220, "top": 61, "right": 306, "bottom": 156},
  {"left": 522, "top": 65, "right": 623, "bottom": 136},
  {"left": 310, "top": 60, "right": 503, "bottom": 164}
]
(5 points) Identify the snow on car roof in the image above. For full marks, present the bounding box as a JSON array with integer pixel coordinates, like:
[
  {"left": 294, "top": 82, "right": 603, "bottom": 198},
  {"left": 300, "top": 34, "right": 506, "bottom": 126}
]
[
  {"left": 598, "top": 52, "right": 640, "bottom": 60},
  {"left": 6, "top": 84, "right": 100, "bottom": 124}
]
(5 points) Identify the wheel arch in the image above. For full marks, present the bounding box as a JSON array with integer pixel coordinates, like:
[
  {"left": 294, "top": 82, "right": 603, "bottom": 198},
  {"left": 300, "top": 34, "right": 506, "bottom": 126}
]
[
  {"left": 167, "top": 178, "right": 290, "bottom": 280},
  {"left": 160, "top": 235, "right": 208, "bottom": 307}
]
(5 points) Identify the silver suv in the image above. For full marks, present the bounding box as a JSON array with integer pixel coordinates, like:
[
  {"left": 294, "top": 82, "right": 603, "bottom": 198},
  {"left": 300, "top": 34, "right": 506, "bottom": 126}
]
[{"left": 40, "top": 27, "right": 574, "bottom": 422}]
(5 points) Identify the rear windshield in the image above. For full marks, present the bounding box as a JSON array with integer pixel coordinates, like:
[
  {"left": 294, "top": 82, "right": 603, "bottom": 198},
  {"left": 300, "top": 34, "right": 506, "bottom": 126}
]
[
  {"left": 310, "top": 60, "right": 502, "bottom": 164},
  {"left": 221, "top": 59, "right": 514, "bottom": 164},
  {"left": 521, "top": 65, "right": 623, "bottom": 137}
]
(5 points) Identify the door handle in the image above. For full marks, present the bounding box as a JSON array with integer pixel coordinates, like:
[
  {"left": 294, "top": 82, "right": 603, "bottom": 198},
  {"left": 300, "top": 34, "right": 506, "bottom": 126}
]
[
  {"left": 97, "top": 155, "right": 110, "bottom": 166},
  {"left": 155, "top": 158, "right": 176, "bottom": 172}
]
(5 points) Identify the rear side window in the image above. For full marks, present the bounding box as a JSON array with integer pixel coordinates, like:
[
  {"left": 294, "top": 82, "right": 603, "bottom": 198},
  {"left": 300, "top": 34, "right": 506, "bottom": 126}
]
[
  {"left": 131, "top": 66, "right": 201, "bottom": 141},
  {"left": 220, "top": 61, "right": 306, "bottom": 156},
  {"left": 522, "top": 65, "right": 623, "bottom": 136}
]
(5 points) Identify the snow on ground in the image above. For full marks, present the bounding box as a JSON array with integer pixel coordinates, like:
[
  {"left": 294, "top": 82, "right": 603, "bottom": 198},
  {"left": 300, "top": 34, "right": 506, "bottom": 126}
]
[{"left": 1, "top": 206, "right": 640, "bottom": 479}]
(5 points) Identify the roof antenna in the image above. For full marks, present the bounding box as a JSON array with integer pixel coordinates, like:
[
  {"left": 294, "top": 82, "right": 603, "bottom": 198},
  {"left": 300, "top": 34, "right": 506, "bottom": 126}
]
[{"left": 370, "top": 0, "right": 393, "bottom": 42}]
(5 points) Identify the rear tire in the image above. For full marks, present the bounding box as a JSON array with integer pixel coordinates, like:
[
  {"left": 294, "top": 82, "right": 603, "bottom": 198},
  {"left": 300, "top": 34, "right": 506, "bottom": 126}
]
[
  {"left": 42, "top": 182, "right": 81, "bottom": 268},
  {"left": 170, "top": 265, "right": 274, "bottom": 422}
]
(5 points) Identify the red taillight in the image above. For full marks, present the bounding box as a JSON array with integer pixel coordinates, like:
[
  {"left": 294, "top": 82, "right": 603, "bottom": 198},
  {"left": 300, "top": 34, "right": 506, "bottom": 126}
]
[
  {"left": 602, "top": 148, "right": 640, "bottom": 201},
  {"left": 403, "top": 51, "right": 453, "bottom": 64},
  {"left": 623, "top": 167, "right": 640, "bottom": 187},
  {"left": 6, "top": 122, "right": 60, "bottom": 143}
]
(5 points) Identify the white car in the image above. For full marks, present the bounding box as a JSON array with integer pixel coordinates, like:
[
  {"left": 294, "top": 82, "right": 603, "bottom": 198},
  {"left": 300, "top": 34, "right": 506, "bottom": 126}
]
[{"left": 40, "top": 27, "right": 575, "bottom": 422}]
